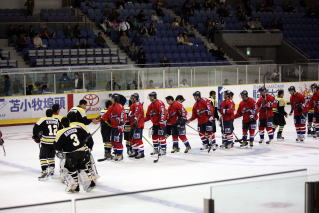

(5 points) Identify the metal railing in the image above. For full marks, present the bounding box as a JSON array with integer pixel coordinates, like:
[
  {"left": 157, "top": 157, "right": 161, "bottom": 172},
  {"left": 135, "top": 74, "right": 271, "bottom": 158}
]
[{"left": 0, "top": 62, "right": 318, "bottom": 97}]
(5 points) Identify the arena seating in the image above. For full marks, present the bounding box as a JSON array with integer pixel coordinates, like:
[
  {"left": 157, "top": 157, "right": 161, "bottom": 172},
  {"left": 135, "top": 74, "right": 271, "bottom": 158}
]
[
  {"left": 0, "top": 9, "right": 39, "bottom": 22},
  {"left": 81, "top": 1, "right": 230, "bottom": 67},
  {"left": 0, "top": 49, "right": 18, "bottom": 68}
]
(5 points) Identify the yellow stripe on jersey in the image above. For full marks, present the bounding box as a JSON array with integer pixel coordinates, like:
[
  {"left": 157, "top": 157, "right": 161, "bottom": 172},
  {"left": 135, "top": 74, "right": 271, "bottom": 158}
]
[
  {"left": 70, "top": 106, "right": 86, "bottom": 117},
  {"left": 56, "top": 126, "right": 73, "bottom": 142},
  {"left": 53, "top": 114, "right": 64, "bottom": 122},
  {"left": 70, "top": 122, "right": 89, "bottom": 133},
  {"left": 273, "top": 97, "right": 286, "bottom": 112}
]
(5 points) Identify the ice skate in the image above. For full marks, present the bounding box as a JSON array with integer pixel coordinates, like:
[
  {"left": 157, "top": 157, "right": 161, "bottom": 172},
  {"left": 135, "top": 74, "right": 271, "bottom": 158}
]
[
  {"left": 266, "top": 140, "right": 272, "bottom": 144},
  {"left": 135, "top": 152, "right": 145, "bottom": 159},
  {"left": 114, "top": 154, "right": 123, "bottom": 161},
  {"left": 184, "top": 146, "right": 191, "bottom": 153},
  {"left": 128, "top": 150, "right": 138, "bottom": 158},
  {"left": 160, "top": 148, "right": 166, "bottom": 156},
  {"left": 150, "top": 148, "right": 159, "bottom": 155},
  {"left": 66, "top": 183, "right": 79, "bottom": 193},
  {"left": 200, "top": 144, "right": 208, "bottom": 150},
  {"left": 38, "top": 170, "right": 49, "bottom": 181},
  {"left": 48, "top": 167, "right": 54, "bottom": 176},
  {"left": 259, "top": 140, "right": 263, "bottom": 144},
  {"left": 240, "top": 141, "right": 248, "bottom": 147},
  {"left": 249, "top": 141, "right": 254, "bottom": 147},
  {"left": 85, "top": 181, "right": 96, "bottom": 192},
  {"left": 277, "top": 133, "right": 284, "bottom": 140},
  {"left": 171, "top": 147, "right": 180, "bottom": 153},
  {"left": 211, "top": 143, "right": 218, "bottom": 151}
]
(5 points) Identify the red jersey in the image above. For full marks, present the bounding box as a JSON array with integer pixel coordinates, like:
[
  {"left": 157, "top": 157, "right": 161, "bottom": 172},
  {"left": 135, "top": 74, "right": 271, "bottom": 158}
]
[
  {"left": 256, "top": 94, "right": 275, "bottom": 120},
  {"left": 305, "top": 91, "right": 319, "bottom": 113},
  {"left": 167, "top": 101, "right": 187, "bottom": 125},
  {"left": 189, "top": 98, "right": 214, "bottom": 125},
  {"left": 145, "top": 100, "right": 167, "bottom": 125},
  {"left": 290, "top": 92, "right": 305, "bottom": 116},
  {"left": 235, "top": 97, "right": 258, "bottom": 123},
  {"left": 101, "top": 103, "right": 126, "bottom": 128},
  {"left": 219, "top": 99, "right": 235, "bottom": 121},
  {"left": 128, "top": 102, "right": 145, "bottom": 129}
]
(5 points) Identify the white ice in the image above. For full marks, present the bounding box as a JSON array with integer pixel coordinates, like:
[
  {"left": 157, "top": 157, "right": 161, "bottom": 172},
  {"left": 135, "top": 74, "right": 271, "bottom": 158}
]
[{"left": 0, "top": 108, "right": 319, "bottom": 213}]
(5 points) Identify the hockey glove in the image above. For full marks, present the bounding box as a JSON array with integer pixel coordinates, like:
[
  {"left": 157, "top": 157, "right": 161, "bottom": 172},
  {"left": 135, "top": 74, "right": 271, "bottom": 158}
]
[
  {"left": 32, "top": 135, "right": 40, "bottom": 143},
  {"left": 249, "top": 114, "right": 255, "bottom": 122},
  {"left": 209, "top": 116, "right": 215, "bottom": 123}
]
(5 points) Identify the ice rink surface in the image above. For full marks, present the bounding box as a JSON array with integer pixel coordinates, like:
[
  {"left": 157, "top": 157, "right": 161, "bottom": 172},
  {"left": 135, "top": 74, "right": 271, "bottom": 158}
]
[{"left": 0, "top": 111, "right": 319, "bottom": 213}]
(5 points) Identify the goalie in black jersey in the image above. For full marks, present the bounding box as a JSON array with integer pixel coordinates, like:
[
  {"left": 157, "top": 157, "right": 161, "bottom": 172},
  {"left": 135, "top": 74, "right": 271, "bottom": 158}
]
[
  {"left": 33, "top": 109, "right": 62, "bottom": 181},
  {"left": 55, "top": 117, "right": 96, "bottom": 193}
]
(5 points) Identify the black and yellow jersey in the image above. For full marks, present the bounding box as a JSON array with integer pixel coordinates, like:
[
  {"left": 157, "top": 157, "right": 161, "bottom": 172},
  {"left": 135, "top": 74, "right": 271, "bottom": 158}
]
[
  {"left": 53, "top": 114, "right": 63, "bottom": 127},
  {"left": 124, "top": 106, "right": 131, "bottom": 132},
  {"left": 70, "top": 122, "right": 94, "bottom": 149},
  {"left": 55, "top": 125, "right": 92, "bottom": 153},
  {"left": 69, "top": 106, "right": 92, "bottom": 125},
  {"left": 273, "top": 97, "right": 287, "bottom": 116},
  {"left": 33, "top": 117, "right": 61, "bottom": 144},
  {"left": 208, "top": 97, "right": 219, "bottom": 120}
]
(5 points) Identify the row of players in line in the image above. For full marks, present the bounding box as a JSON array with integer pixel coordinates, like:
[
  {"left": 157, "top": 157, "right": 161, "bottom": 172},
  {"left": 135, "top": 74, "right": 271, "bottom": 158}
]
[{"left": 31, "top": 83, "right": 319, "bottom": 192}]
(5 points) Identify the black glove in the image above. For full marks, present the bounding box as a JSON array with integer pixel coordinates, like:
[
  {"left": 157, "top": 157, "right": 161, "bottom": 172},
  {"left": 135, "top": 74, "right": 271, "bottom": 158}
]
[{"left": 32, "top": 136, "right": 40, "bottom": 143}]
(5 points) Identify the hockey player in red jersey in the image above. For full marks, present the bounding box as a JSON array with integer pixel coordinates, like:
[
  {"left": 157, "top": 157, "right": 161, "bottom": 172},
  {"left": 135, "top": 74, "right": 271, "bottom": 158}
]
[
  {"left": 256, "top": 87, "right": 275, "bottom": 144},
  {"left": 166, "top": 95, "right": 191, "bottom": 153},
  {"left": 145, "top": 92, "right": 168, "bottom": 155},
  {"left": 219, "top": 90, "right": 235, "bottom": 149},
  {"left": 305, "top": 84, "right": 319, "bottom": 138},
  {"left": 101, "top": 94, "right": 127, "bottom": 161},
  {"left": 187, "top": 91, "right": 216, "bottom": 151},
  {"left": 235, "top": 90, "right": 257, "bottom": 147},
  {"left": 289, "top": 86, "right": 306, "bottom": 142},
  {"left": 128, "top": 93, "right": 145, "bottom": 159}
]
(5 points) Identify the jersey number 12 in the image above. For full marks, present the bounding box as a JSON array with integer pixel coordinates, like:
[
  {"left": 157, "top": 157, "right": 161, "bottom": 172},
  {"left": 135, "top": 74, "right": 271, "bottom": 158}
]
[{"left": 48, "top": 125, "right": 58, "bottom": 136}]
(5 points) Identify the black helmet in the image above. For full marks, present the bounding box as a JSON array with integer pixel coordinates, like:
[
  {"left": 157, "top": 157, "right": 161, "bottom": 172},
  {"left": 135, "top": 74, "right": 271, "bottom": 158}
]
[
  {"left": 131, "top": 93, "right": 139, "bottom": 100},
  {"left": 148, "top": 91, "right": 157, "bottom": 99},
  {"left": 229, "top": 91, "right": 234, "bottom": 97},
  {"left": 311, "top": 83, "right": 317, "bottom": 90},
  {"left": 240, "top": 90, "right": 248, "bottom": 97},
  {"left": 258, "top": 86, "right": 267, "bottom": 92},
  {"left": 193, "top": 91, "right": 201, "bottom": 97},
  {"left": 175, "top": 95, "right": 185, "bottom": 102},
  {"left": 288, "top": 86, "right": 296, "bottom": 91},
  {"left": 61, "top": 117, "right": 70, "bottom": 128},
  {"left": 67, "top": 111, "right": 77, "bottom": 122},
  {"left": 111, "top": 93, "right": 121, "bottom": 103},
  {"left": 224, "top": 90, "right": 231, "bottom": 96}
]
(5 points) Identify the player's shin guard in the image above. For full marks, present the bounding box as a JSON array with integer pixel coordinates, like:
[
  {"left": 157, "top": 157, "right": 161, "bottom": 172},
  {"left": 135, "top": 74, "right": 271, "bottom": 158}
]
[
  {"left": 152, "top": 135, "right": 159, "bottom": 149},
  {"left": 226, "top": 133, "right": 233, "bottom": 147},
  {"left": 159, "top": 135, "right": 166, "bottom": 150},
  {"left": 200, "top": 132, "right": 208, "bottom": 145},
  {"left": 259, "top": 127, "right": 265, "bottom": 140},
  {"left": 113, "top": 141, "right": 123, "bottom": 155},
  {"left": 172, "top": 135, "right": 179, "bottom": 149},
  {"left": 249, "top": 129, "right": 255, "bottom": 143},
  {"left": 266, "top": 127, "right": 274, "bottom": 141},
  {"left": 179, "top": 135, "right": 190, "bottom": 147},
  {"left": 40, "top": 159, "right": 48, "bottom": 171}
]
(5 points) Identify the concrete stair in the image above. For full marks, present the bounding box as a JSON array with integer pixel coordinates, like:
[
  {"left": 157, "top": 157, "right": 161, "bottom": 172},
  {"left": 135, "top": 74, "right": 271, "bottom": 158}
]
[{"left": 0, "top": 39, "right": 29, "bottom": 68}]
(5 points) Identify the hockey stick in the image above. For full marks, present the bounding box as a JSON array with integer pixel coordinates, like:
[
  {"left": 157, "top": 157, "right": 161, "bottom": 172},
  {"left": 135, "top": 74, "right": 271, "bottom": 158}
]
[
  {"left": 186, "top": 124, "right": 216, "bottom": 153},
  {"left": 142, "top": 135, "right": 160, "bottom": 163},
  {"left": 1, "top": 145, "right": 6, "bottom": 156}
]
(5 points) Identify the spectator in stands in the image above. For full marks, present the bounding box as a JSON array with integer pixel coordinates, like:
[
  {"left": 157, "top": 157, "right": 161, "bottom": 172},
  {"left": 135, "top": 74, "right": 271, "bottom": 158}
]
[
  {"left": 154, "top": 4, "right": 164, "bottom": 17},
  {"left": 160, "top": 56, "right": 170, "bottom": 67},
  {"left": 137, "top": 48, "right": 146, "bottom": 67},
  {"left": 183, "top": 0, "right": 196, "bottom": 18},
  {"left": 171, "top": 18, "right": 180, "bottom": 29},
  {"left": 129, "top": 42, "right": 139, "bottom": 60},
  {"left": 107, "top": 77, "right": 121, "bottom": 90},
  {"left": 25, "top": 0, "right": 34, "bottom": 16},
  {"left": 16, "top": 34, "right": 27, "bottom": 49},
  {"left": 167, "top": 79, "right": 174, "bottom": 88},
  {"left": 146, "top": 80, "right": 155, "bottom": 89},
  {"left": 26, "top": 84, "right": 33, "bottom": 95},
  {"left": 177, "top": 33, "right": 193, "bottom": 46},
  {"left": 60, "top": 73, "right": 71, "bottom": 83},
  {"left": 40, "top": 27, "right": 54, "bottom": 39},
  {"left": 27, "top": 25, "right": 36, "bottom": 39},
  {"left": 95, "top": 32, "right": 107, "bottom": 47},
  {"left": 74, "top": 73, "right": 83, "bottom": 89},
  {"left": 3, "top": 75, "right": 11, "bottom": 96},
  {"left": 73, "top": 25, "right": 82, "bottom": 39},
  {"left": 223, "top": 78, "right": 230, "bottom": 85},
  {"left": 41, "top": 85, "right": 49, "bottom": 94},
  {"left": 179, "top": 79, "right": 189, "bottom": 87},
  {"left": 136, "top": 10, "right": 146, "bottom": 22},
  {"left": 207, "top": 20, "right": 217, "bottom": 43},
  {"left": 283, "top": 0, "right": 295, "bottom": 13},
  {"left": 80, "top": 40, "right": 89, "bottom": 49},
  {"left": 120, "top": 32, "right": 130, "bottom": 52},
  {"left": 33, "top": 33, "right": 46, "bottom": 48},
  {"left": 210, "top": 47, "right": 226, "bottom": 60},
  {"left": 7, "top": 25, "right": 18, "bottom": 44},
  {"left": 155, "top": 0, "right": 165, "bottom": 8},
  {"left": 204, "top": 0, "right": 216, "bottom": 10},
  {"left": 109, "top": 9, "right": 119, "bottom": 22},
  {"left": 148, "top": 24, "right": 156, "bottom": 36},
  {"left": 139, "top": 23, "right": 149, "bottom": 37},
  {"left": 118, "top": 19, "right": 130, "bottom": 32},
  {"left": 151, "top": 12, "right": 162, "bottom": 23},
  {"left": 64, "top": 25, "right": 74, "bottom": 38},
  {"left": 73, "top": 41, "right": 81, "bottom": 49}
]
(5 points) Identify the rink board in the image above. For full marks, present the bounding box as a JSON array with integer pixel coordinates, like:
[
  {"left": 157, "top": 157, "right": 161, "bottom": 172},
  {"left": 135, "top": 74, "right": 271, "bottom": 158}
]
[{"left": 0, "top": 81, "right": 316, "bottom": 126}]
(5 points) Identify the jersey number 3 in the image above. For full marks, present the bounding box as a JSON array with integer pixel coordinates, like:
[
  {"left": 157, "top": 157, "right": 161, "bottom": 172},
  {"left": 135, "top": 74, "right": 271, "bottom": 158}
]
[{"left": 70, "top": 134, "right": 80, "bottom": 147}]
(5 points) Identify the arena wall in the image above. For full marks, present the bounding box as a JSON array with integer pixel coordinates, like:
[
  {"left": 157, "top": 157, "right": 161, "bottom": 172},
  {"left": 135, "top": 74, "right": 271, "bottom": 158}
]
[{"left": 0, "top": 81, "right": 316, "bottom": 126}]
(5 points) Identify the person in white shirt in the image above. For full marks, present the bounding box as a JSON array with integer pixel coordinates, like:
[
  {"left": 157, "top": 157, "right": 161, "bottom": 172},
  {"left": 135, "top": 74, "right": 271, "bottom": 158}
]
[{"left": 118, "top": 19, "right": 130, "bottom": 32}]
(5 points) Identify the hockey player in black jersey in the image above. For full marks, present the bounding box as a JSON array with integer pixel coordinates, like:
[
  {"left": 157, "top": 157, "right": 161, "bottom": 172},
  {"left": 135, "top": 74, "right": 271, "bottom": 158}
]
[
  {"left": 99, "top": 100, "right": 113, "bottom": 160},
  {"left": 55, "top": 117, "right": 95, "bottom": 193},
  {"left": 33, "top": 109, "right": 62, "bottom": 180},
  {"left": 68, "top": 99, "right": 99, "bottom": 125}
]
